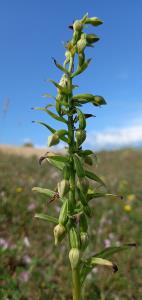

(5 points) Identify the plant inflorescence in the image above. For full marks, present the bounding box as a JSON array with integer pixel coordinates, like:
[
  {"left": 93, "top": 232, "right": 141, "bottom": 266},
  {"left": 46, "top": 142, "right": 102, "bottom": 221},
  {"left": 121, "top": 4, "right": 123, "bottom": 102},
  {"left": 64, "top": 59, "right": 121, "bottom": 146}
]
[{"left": 32, "top": 13, "right": 136, "bottom": 300}]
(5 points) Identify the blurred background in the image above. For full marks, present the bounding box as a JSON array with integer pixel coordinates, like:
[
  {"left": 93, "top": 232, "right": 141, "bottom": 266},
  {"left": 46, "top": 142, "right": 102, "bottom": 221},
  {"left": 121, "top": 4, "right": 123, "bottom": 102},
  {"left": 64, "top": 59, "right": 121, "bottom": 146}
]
[{"left": 0, "top": 0, "right": 142, "bottom": 299}]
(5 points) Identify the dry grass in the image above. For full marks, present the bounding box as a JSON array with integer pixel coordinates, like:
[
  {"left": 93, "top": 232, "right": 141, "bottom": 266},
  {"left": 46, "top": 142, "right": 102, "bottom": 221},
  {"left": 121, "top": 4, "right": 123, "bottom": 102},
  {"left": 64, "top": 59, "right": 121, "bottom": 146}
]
[{"left": 0, "top": 144, "right": 64, "bottom": 157}]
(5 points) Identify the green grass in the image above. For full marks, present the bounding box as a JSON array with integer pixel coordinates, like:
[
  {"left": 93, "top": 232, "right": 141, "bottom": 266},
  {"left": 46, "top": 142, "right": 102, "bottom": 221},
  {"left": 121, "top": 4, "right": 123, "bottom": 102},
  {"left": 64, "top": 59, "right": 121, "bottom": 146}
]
[{"left": 0, "top": 148, "right": 142, "bottom": 300}]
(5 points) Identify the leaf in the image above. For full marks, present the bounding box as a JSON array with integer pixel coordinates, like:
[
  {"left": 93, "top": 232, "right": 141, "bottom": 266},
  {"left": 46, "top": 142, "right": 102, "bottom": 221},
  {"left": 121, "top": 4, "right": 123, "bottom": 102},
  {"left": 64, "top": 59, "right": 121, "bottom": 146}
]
[
  {"left": 52, "top": 57, "right": 70, "bottom": 75},
  {"left": 72, "top": 84, "right": 79, "bottom": 89},
  {"left": 82, "top": 12, "right": 89, "bottom": 24},
  {"left": 33, "top": 107, "right": 67, "bottom": 124},
  {"left": 93, "top": 244, "right": 136, "bottom": 259},
  {"left": 46, "top": 153, "right": 69, "bottom": 162},
  {"left": 42, "top": 93, "right": 55, "bottom": 99},
  {"left": 84, "top": 114, "right": 95, "bottom": 119},
  {"left": 79, "top": 149, "right": 94, "bottom": 156},
  {"left": 85, "top": 170, "right": 106, "bottom": 187},
  {"left": 35, "top": 213, "right": 58, "bottom": 224},
  {"left": 33, "top": 121, "right": 68, "bottom": 143},
  {"left": 32, "top": 187, "right": 55, "bottom": 197},
  {"left": 71, "top": 59, "right": 92, "bottom": 78},
  {"left": 47, "top": 158, "right": 65, "bottom": 170},
  {"left": 87, "top": 192, "right": 123, "bottom": 201},
  {"left": 87, "top": 257, "right": 118, "bottom": 273},
  {"left": 80, "top": 256, "right": 118, "bottom": 285},
  {"left": 80, "top": 244, "right": 136, "bottom": 283}
]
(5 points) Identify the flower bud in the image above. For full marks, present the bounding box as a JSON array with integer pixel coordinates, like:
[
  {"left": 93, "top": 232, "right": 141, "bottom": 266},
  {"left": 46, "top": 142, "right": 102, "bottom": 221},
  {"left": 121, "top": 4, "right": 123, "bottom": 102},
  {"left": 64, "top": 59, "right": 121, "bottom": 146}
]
[
  {"left": 84, "top": 155, "right": 93, "bottom": 166},
  {"left": 63, "top": 165, "right": 70, "bottom": 180},
  {"left": 69, "top": 248, "right": 80, "bottom": 269},
  {"left": 79, "top": 214, "right": 88, "bottom": 232},
  {"left": 77, "top": 35, "right": 87, "bottom": 53},
  {"left": 58, "top": 74, "right": 72, "bottom": 94},
  {"left": 59, "top": 199, "right": 68, "bottom": 225},
  {"left": 85, "top": 17, "right": 103, "bottom": 26},
  {"left": 80, "top": 232, "right": 89, "bottom": 251},
  {"left": 57, "top": 179, "right": 70, "bottom": 197},
  {"left": 48, "top": 134, "right": 59, "bottom": 147},
  {"left": 53, "top": 224, "right": 66, "bottom": 245},
  {"left": 69, "top": 227, "right": 80, "bottom": 249},
  {"left": 75, "top": 129, "right": 86, "bottom": 146},
  {"left": 93, "top": 95, "right": 107, "bottom": 106},
  {"left": 78, "top": 52, "right": 85, "bottom": 67},
  {"left": 73, "top": 20, "right": 83, "bottom": 32},
  {"left": 86, "top": 34, "right": 100, "bottom": 44},
  {"left": 77, "top": 177, "right": 89, "bottom": 194}
]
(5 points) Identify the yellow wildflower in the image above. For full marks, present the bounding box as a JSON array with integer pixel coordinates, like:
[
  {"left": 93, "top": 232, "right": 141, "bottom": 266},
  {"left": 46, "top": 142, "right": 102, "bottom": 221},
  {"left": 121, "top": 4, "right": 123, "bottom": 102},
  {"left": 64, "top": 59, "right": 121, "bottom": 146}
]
[
  {"left": 16, "top": 187, "right": 23, "bottom": 193},
  {"left": 123, "top": 204, "right": 132, "bottom": 212},
  {"left": 127, "top": 194, "right": 136, "bottom": 202}
]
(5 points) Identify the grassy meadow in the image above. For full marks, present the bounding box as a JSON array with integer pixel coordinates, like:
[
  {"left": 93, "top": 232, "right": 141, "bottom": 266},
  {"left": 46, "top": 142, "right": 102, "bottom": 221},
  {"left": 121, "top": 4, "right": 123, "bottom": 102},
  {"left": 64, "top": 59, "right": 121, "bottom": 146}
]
[{"left": 0, "top": 147, "right": 142, "bottom": 300}]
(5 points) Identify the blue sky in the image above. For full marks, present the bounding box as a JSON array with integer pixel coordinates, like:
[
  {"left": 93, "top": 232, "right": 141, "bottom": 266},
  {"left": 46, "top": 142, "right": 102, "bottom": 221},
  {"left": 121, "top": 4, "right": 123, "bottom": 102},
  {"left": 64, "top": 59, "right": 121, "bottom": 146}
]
[{"left": 0, "top": 0, "right": 142, "bottom": 150}]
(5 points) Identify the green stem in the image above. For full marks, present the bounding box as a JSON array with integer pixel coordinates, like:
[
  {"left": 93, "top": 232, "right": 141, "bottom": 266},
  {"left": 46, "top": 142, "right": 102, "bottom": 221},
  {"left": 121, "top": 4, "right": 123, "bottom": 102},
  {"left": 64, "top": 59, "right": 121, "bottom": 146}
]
[
  {"left": 68, "top": 59, "right": 81, "bottom": 300},
  {"left": 72, "top": 268, "right": 81, "bottom": 300}
]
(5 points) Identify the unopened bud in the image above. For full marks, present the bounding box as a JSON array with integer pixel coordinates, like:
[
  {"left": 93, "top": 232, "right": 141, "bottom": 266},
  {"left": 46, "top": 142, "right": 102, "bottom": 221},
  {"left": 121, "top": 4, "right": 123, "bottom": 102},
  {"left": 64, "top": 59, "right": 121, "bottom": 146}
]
[
  {"left": 86, "top": 34, "right": 100, "bottom": 44},
  {"left": 93, "top": 95, "right": 107, "bottom": 106},
  {"left": 69, "top": 248, "right": 80, "bottom": 269},
  {"left": 53, "top": 224, "right": 66, "bottom": 245},
  {"left": 77, "top": 35, "right": 87, "bottom": 53},
  {"left": 48, "top": 134, "right": 59, "bottom": 147},
  {"left": 84, "top": 155, "right": 93, "bottom": 166},
  {"left": 75, "top": 129, "right": 86, "bottom": 146},
  {"left": 85, "top": 17, "right": 103, "bottom": 26},
  {"left": 73, "top": 20, "right": 83, "bottom": 32},
  {"left": 77, "top": 177, "right": 89, "bottom": 194},
  {"left": 58, "top": 179, "right": 70, "bottom": 197}
]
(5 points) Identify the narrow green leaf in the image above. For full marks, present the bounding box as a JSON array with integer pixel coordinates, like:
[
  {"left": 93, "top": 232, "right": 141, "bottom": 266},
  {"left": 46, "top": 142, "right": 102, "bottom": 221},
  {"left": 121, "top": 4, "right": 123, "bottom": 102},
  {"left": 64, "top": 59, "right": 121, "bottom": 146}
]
[
  {"left": 35, "top": 213, "right": 58, "bottom": 224},
  {"left": 52, "top": 57, "right": 70, "bottom": 75},
  {"left": 73, "top": 154, "right": 85, "bottom": 178},
  {"left": 72, "top": 84, "right": 79, "bottom": 89},
  {"left": 33, "top": 121, "right": 55, "bottom": 133},
  {"left": 33, "top": 121, "right": 68, "bottom": 143},
  {"left": 79, "top": 149, "right": 94, "bottom": 156},
  {"left": 71, "top": 59, "right": 92, "bottom": 78},
  {"left": 46, "top": 154, "right": 69, "bottom": 163},
  {"left": 34, "top": 107, "right": 67, "bottom": 124},
  {"left": 85, "top": 170, "right": 106, "bottom": 187},
  {"left": 93, "top": 244, "right": 136, "bottom": 259},
  {"left": 47, "top": 158, "right": 65, "bottom": 170},
  {"left": 32, "top": 187, "right": 55, "bottom": 197},
  {"left": 42, "top": 93, "right": 55, "bottom": 99},
  {"left": 87, "top": 192, "right": 123, "bottom": 201}
]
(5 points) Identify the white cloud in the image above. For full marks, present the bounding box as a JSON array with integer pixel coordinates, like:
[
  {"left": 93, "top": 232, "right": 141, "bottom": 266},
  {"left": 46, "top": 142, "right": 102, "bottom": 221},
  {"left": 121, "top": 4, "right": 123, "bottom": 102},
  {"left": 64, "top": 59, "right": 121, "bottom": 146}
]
[{"left": 86, "top": 124, "right": 142, "bottom": 150}]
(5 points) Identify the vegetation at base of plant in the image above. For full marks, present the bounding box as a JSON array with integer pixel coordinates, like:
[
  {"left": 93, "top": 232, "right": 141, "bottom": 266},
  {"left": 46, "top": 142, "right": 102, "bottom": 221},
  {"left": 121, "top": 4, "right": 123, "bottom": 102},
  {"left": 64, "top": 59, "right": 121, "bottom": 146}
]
[
  {"left": 31, "top": 13, "right": 137, "bottom": 300},
  {"left": 0, "top": 149, "right": 141, "bottom": 299}
]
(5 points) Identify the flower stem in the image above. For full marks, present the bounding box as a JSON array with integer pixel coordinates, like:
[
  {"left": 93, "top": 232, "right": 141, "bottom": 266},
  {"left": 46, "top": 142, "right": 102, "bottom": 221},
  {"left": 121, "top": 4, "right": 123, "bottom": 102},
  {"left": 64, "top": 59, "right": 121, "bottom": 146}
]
[
  {"left": 68, "top": 58, "right": 81, "bottom": 300},
  {"left": 72, "top": 268, "right": 81, "bottom": 300}
]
